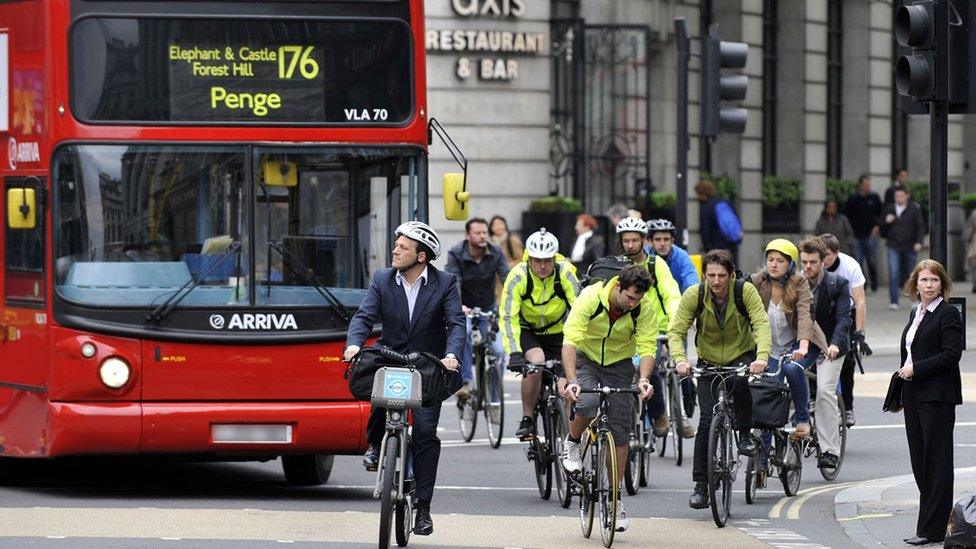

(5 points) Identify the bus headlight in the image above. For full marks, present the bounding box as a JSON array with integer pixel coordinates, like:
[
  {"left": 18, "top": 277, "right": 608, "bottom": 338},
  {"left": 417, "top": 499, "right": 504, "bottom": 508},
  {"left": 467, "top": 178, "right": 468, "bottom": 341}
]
[
  {"left": 80, "top": 342, "right": 97, "bottom": 359},
  {"left": 99, "top": 357, "right": 130, "bottom": 389}
]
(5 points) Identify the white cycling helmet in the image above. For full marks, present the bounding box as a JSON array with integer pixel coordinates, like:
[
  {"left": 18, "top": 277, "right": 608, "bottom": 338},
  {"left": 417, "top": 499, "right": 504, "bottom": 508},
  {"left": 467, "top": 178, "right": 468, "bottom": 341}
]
[
  {"left": 525, "top": 228, "right": 559, "bottom": 259},
  {"left": 615, "top": 217, "right": 648, "bottom": 236},
  {"left": 395, "top": 221, "right": 442, "bottom": 260}
]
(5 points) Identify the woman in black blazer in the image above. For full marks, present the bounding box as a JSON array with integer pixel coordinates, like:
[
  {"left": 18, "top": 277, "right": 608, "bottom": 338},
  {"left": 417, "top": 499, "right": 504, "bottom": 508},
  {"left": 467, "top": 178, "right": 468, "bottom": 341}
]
[{"left": 898, "top": 259, "right": 963, "bottom": 546}]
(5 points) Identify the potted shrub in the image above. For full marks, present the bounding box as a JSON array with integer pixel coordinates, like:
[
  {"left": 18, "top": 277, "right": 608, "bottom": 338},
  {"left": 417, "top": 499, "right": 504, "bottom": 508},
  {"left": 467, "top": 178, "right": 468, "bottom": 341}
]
[
  {"left": 826, "top": 178, "right": 856, "bottom": 210},
  {"left": 642, "top": 191, "right": 677, "bottom": 222},
  {"left": 907, "top": 181, "right": 930, "bottom": 226},
  {"left": 521, "top": 195, "right": 583, "bottom": 256},
  {"left": 761, "top": 175, "right": 802, "bottom": 233},
  {"left": 961, "top": 193, "right": 976, "bottom": 218}
]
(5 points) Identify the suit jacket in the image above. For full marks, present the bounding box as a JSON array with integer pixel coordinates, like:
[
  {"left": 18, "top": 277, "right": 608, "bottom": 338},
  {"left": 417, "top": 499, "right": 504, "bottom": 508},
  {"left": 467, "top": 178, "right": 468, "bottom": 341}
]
[
  {"left": 900, "top": 300, "right": 963, "bottom": 405},
  {"left": 346, "top": 266, "right": 466, "bottom": 359},
  {"left": 812, "top": 271, "right": 852, "bottom": 354}
]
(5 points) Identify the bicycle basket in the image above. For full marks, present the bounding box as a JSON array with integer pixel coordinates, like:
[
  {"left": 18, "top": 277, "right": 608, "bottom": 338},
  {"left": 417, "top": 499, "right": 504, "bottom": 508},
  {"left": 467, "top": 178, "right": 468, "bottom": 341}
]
[
  {"left": 749, "top": 377, "right": 791, "bottom": 429},
  {"left": 371, "top": 367, "right": 423, "bottom": 410}
]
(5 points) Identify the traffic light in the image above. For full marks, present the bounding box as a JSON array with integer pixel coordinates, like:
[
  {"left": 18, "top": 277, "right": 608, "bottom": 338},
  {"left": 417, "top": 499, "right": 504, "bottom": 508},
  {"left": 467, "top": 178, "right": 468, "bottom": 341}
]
[{"left": 700, "top": 23, "right": 748, "bottom": 138}]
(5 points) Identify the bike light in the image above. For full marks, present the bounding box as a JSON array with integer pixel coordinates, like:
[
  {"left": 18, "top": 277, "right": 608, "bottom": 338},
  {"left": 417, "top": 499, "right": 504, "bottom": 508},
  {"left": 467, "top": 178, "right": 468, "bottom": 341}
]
[
  {"left": 80, "top": 342, "right": 97, "bottom": 359},
  {"left": 99, "top": 357, "right": 130, "bottom": 389}
]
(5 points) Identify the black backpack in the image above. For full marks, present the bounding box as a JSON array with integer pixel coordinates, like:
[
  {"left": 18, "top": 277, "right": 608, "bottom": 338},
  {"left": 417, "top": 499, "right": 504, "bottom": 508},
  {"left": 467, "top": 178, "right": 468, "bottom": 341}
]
[
  {"left": 518, "top": 262, "right": 570, "bottom": 332},
  {"left": 581, "top": 256, "right": 641, "bottom": 288},
  {"left": 693, "top": 276, "right": 752, "bottom": 331}
]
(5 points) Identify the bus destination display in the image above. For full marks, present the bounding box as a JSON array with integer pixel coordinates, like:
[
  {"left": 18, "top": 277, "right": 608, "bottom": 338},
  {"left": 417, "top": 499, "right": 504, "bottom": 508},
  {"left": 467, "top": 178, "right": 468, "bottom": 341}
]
[{"left": 168, "top": 44, "right": 325, "bottom": 120}]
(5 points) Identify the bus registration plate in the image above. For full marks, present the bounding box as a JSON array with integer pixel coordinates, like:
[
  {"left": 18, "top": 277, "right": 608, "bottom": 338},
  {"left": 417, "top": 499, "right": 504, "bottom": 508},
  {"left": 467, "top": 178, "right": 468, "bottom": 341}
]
[{"left": 212, "top": 424, "right": 292, "bottom": 444}]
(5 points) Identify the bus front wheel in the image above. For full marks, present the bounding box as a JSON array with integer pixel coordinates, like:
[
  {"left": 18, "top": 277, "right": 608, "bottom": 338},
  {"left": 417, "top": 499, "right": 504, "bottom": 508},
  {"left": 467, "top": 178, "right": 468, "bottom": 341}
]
[{"left": 282, "top": 454, "right": 334, "bottom": 486}]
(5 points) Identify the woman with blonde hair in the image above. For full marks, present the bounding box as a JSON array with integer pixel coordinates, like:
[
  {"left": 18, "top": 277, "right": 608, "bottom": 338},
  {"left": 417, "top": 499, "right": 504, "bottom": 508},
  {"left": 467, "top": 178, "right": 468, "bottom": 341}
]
[
  {"left": 897, "top": 260, "right": 962, "bottom": 545},
  {"left": 750, "top": 238, "right": 829, "bottom": 439}
]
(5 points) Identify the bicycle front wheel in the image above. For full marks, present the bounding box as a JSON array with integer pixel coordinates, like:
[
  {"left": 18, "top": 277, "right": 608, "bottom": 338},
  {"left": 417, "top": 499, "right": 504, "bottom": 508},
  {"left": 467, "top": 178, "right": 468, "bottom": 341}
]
[
  {"left": 669, "top": 372, "right": 685, "bottom": 466},
  {"left": 533, "top": 412, "right": 553, "bottom": 499},
  {"left": 744, "top": 433, "right": 761, "bottom": 505},
  {"left": 457, "top": 370, "right": 478, "bottom": 442},
  {"left": 484, "top": 359, "right": 505, "bottom": 449},
  {"left": 780, "top": 437, "right": 803, "bottom": 496},
  {"left": 624, "top": 395, "right": 641, "bottom": 496},
  {"left": 597, "top": 431, "right": 618, "bottom": 548},
  {"left": 707, "top": 413, "right": 732, "bottom": 527},
  {"left": 552, "top": 402, "right": 573, "bottom": 509},
  {"left": 378, "top": 436, "right": 399, "bottom": 549},
  {"left": 579, "top": 437, "right": 595, "bottom": 539}
]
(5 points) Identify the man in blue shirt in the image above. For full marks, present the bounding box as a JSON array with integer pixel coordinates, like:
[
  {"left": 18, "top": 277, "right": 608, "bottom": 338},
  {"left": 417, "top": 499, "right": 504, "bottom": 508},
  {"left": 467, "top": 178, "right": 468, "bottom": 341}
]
[{"left": 646, "top": 219, "right": 699, "bottom": 437}]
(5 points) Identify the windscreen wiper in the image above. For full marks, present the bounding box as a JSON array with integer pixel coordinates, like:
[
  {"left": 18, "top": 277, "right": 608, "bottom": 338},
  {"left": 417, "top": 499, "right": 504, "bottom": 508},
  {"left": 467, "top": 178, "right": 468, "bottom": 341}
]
[
  {"left": 267, "top": 240, "right": 351, "bottom": 322},
  {"left": 146, "top": 241, "right": 242, "bottom": 324}
]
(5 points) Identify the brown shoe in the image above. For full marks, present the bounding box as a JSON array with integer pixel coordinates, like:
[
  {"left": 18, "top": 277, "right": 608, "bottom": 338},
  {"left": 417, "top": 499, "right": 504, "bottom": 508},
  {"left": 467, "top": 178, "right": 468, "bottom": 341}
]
[
  {"left": 456, "top": 383, "right": 470, "bottom": 400},
  {"left": 792, "top": 423, "right": 810, "bottom": 439},
  {"left": 653, "top": 414, "right": 670, "bottom": 437}
]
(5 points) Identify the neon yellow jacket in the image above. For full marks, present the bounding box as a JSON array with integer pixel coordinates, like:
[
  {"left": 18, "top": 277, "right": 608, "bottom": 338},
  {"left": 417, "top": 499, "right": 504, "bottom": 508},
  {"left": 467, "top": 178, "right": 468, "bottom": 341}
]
[
  {"left": 500, "top": 256, "right": 580, "bottom": 354},
  {"left": 563, "top": 276, "right": 666, "bottom": 366},
  {"left": 632, "top": 253, "right": 681, "bottom": 331}
]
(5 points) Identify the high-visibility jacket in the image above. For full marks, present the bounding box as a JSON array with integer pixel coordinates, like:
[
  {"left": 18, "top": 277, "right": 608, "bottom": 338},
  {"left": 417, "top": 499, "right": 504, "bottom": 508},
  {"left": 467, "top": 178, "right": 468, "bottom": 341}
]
[
  {"left": 563, "top": 276, "right": 666, "bottom": 366},
  {"left": 500, "top": 256, "right": 580, "bottom": 354},
  {"left": 631, "top": 253, "right": 682, "bottom": 333}
]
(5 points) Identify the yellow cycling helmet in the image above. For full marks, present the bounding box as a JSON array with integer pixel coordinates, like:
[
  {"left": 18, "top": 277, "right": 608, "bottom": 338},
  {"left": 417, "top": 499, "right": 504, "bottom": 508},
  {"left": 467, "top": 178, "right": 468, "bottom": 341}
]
[{"left": 765, "top": 238, "right": 799, "bottom": 263}]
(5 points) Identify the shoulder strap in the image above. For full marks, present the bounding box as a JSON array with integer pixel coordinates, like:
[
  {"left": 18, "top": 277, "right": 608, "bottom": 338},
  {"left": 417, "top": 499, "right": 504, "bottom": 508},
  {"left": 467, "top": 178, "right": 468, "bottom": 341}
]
[
  {"left": 694, "top": 283, "right": 706, "bottom": 330},
  {"left": 733, "top": 279, "right": 751, "bottom": 325},
  {"left": 520, "top": 263, "right": 533, "bottom": 300},
  {"left": 552, "top": 262, "right": 567, "bottom": 304}
]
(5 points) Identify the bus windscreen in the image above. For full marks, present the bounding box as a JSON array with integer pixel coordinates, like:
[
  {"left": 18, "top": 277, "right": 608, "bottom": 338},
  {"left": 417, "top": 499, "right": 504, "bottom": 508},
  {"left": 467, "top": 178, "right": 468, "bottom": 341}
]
[{"left": 71, "top": 17, "right": 413, "bottom": 125}]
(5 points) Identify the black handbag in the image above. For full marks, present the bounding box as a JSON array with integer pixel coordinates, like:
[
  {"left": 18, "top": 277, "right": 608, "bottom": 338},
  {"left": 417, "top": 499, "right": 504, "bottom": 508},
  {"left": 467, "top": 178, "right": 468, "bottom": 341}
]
[
  {"left": 750, "top": 377, "right": 791, "bottom": 429},
  {"left": 883, "top": 371, "right": 904, "bottom": 413},
  {"left": 415, "top": 352, "right": 463, "bottom": 406},
  {"left": 345, "top": 348, "right": 462, "bottom": 405},
  {"left": 345, "top": 348, "right": 391, "bottom": 401}
]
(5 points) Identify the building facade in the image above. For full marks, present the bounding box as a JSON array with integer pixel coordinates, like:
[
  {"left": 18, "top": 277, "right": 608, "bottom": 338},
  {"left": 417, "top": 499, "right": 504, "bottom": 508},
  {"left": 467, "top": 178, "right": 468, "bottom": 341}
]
[{"left": 426, "top": 0, "right": 972, "bottom": 277}]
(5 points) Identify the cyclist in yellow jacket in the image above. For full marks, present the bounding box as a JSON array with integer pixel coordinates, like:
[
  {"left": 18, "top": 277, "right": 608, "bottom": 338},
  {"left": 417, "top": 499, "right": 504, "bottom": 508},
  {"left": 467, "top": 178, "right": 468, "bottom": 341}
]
[
  {"left": 561, "top": 265, "right": 663, "bottom": 532},
  {"left": 500, "top": 228, "right": 581, "bottom": 440}
]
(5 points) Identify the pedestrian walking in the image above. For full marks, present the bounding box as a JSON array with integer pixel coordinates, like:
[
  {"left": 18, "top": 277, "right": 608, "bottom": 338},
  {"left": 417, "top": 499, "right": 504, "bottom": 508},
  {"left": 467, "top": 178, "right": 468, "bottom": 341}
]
[
  {"left": 814, "top": 199, "right": 855, "bottom": 256},
  {"left": 489, "top": 215, "right": 524, "bottom": 267},
  {"left": 961, "top": 208, "right": 976, "bottom": 293},
  {"left": 844, "top": 174, "right": 883, "bottom": 292},
  {"left": 896, "top": 259, "right": 962, "bottom": 546},
  {"left": 695, "top": 179, "right": 742, "bottom": 265},
  {"left": 885, "top": 167, "right": 910, "bottom": 206},
  {"left": 882, "top": 186, "right": 926, "bottom": 310},
  {"left": 570, "top": 213, "right": 603, "bottom": 273}
]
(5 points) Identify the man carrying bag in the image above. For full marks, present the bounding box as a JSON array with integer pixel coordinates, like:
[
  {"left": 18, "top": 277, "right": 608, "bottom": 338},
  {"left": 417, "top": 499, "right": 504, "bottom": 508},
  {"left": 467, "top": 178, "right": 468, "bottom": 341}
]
[{"left": 344, "top": 221, "right": 466, "bottom": 536}]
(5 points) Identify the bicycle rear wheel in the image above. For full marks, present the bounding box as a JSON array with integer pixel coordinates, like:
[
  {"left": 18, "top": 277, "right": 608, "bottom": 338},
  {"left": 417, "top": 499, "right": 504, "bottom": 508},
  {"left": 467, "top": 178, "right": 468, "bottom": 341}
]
[
  {"left": 579, "top": 437, "right": 595, "bottom": 538},
  {"left": 552, "top": 402, "right": 573, "bottom": 509},
  {"left": 624, "top": 395, "right": 641, "bottom": 496},
  {"left": 378, "top": 436, "right": 398, "bottom": 549},
  {"left": 669, "top": 372, "right": 685, "bottom": 466},
  {"left": 780, "top": 436, "right": 803, "bottom": 496},
  {"left": 655, "top": 380, "right": 668, "bottom": 458},
  {"left": 744, "top": 433, "right": 761, "bottom": 505},
  {"left": 457, "top": 361, "right": 479, "bottom": 443},
  {"left": 597, "top": 431, "right": 617, "bottom": 548},
  {"left": 533, "top": 412, "right": 552, "bottom": 499},
  {"left": 707, "top": 413, "right": 732, "bottom": 527},
  {"left": 484, "top": 359, "right": 504, "bottom": 449},
  {"left": 819, "top": 397, "right": 847, "bottom": 481}
]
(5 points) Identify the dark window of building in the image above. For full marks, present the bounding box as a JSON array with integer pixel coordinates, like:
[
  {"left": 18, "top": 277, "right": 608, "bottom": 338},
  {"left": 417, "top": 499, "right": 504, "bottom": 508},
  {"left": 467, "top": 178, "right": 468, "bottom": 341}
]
[
  {"left": 826, "top": 0, "right": 843, "bottom": 178},
  {"left": 762, "top": 0, "right": 777, "bottom": 176}
]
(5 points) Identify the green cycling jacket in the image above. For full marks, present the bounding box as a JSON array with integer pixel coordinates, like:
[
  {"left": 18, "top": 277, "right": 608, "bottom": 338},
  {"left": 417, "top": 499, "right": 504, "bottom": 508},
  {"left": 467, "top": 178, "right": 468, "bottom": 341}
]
[
  {"left": 563, "top": 276, "right": 667, "bottom": 366},
  {"left": 500, "top": 256, "right": 580, "bottom": 354}
]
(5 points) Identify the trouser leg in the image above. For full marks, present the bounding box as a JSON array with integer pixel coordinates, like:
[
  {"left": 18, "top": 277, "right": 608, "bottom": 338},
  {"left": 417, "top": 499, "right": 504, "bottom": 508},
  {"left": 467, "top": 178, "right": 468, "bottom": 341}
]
[
  {"left": 367, "top": 406, "right": 386, "bottom": 446},
  {"left": 814, "top": 357, "right": 842, "bottom": 455},
  {"left": 411, "top": 404, "right": 443, "bottom": 505},
  {"left": 915, "top": 402, "right": 955, "bottom": 540},
  {"left": 692, "top": 376, "right": 718, "bottom": 483}
]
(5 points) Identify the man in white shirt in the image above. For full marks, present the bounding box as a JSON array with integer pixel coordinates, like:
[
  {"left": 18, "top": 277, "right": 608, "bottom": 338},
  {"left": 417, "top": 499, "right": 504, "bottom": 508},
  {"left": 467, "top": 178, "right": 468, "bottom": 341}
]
[{"left": 819, "top": 233, "right": 870, "bottom": 427}]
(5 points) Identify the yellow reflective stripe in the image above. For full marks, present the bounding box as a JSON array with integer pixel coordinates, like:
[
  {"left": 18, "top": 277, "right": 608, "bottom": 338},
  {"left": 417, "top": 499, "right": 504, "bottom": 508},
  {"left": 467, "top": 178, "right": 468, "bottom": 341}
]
[{"left": 501, "top": 267, "right": 526, "bottom": 354}]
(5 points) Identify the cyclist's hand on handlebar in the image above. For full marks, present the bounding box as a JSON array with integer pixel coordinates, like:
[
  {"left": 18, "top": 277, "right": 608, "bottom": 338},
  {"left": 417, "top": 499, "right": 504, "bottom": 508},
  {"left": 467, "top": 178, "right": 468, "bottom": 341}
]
[
  {"left": 507, "top": 352, "right": 527, "bottom": 372},
  {"left": 441, "top": 356, "right": 459, "bottom": 371},
  {"left": 826, "top": 344, "right": 840, "bottom": 361},
  {"left": 563, "top": 380, "right": 581, "bottom": 402},
  {"left": 343, "top": 345, "right": 360, "bottom": 361},
  {"left": 462, "top": 305, "right": 471, "bottom": 315},
  {"left": 791, "top": 347, "right": 807, "bottom": 361},
  {"left": 638, "top": 378, "right": 654, "bottom": 401},
  {"left": 748, "top": 360, "right": 767, "bottom": 375},
  {"left": 676, "top": 361, "right": 691, "bottom": 377}
]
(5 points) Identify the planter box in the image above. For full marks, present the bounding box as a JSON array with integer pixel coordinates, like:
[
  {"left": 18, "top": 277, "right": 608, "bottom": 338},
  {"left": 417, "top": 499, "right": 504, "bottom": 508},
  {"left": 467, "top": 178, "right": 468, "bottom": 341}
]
[
  {"left": 644, "top": 207, "right": 675, "bottom": 223},
  {"left": 761, "top": 205, "right": 800, "bottom": 233},
  {"left": 521, "top": 211, "right": 581, "bottom": 256}
]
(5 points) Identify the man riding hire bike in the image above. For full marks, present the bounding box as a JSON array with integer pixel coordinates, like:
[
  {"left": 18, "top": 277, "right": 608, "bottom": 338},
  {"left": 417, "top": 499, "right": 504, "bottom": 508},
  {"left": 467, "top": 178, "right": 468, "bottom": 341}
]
[
  {"left": 500, "top": 228, "right": 581, "bottom": 440},
  {"left": 646, "top": 218, "right": 699, "bottom": 438},
  {"left": 561, "top": 265, "right": 662, "bottom": 533},
  {"left": 614, "top": 217, "right": 681, "bottom": 439},
  {"left": 668, "top": 249, "right": 772, "bottom": 510},
  {"left": 344, "top": 221, "right": 466, "bottom": 536}
]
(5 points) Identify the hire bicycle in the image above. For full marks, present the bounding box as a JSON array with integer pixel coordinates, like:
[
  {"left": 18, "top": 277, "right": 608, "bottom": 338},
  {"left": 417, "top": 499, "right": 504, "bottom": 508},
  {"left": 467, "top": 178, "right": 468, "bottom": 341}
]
[
  {"left": 517, "top": 359, "right": 573, "bottom": 507},
  {"left": 572, "top": 386, "right": 641, "bottom": 548},
  {"left": 457, "top": 308, "right": 505, "bottom": 448},
  {"left": 370, "top": 348, "right": 422, "bottom": 549}
]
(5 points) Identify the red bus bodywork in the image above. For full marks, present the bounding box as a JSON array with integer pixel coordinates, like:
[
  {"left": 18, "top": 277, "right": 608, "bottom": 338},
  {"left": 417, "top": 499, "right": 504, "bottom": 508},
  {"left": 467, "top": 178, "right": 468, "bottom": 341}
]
[{"left": 0, "top": 0, "right": 428, "bottom": 468}]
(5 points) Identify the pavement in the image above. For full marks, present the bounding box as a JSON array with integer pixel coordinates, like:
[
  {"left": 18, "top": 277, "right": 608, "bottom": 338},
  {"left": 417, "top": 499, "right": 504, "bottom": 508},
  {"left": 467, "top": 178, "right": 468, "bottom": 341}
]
[{"left": 830, "top": 285, "right": 976, "bottom": 548}]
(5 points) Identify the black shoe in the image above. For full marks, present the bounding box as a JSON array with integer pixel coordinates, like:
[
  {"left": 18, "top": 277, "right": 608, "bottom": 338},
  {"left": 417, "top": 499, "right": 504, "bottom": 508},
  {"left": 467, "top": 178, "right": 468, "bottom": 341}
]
[
  {"left": 689, "top": 482, "right": 709, "bottom": 509},
  {"left": 903, "top": 537, "right": 933, "bottom": 546},
  {"left": 818, "top": 452, "right": 839, "bottom": 469},
  {"left": 413, "top": 504, "right": 433, "bottom": 535},
  {"left": 515, "top": 416, "right": 535, "bottom": 440},
  {"left": 737, "top": 435, "right": 757, "bottom": 457},
  {"left": 362, "top": 445, "right": 380, "bottom": 471}
]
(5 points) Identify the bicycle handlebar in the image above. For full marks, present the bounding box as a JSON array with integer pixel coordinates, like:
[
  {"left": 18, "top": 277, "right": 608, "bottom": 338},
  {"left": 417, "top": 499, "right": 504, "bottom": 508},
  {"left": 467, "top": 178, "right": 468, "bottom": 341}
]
[
  {"left": 522, "top": 359, "right": 561, "bottom": 377},
  {"left": 379, "top": 348, "right": 420, "bottom": 365},
  {"left": 578, "top": 387, "right": 641, "bottom": 395},
  {"left": 465, "top": 308, "right": 496, "bottom": 320}
]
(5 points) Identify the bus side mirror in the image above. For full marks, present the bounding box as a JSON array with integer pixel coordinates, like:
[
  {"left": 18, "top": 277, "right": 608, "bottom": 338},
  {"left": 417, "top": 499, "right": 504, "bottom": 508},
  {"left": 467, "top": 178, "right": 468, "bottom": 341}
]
[
  {"left": 7, "top": 188, "right": 36, "bottom": 229},
  {"left": 443, "top": 173, "right": 470, "bottom": 221}
]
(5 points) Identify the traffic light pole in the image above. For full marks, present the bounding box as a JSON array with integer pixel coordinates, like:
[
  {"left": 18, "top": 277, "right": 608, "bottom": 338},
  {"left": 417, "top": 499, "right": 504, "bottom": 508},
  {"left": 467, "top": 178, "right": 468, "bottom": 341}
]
[
  {"left": 675, "top": 17, "right": 690, "bottom": 247},
  {"left": 930, "top": 100, "right": 949, "bottom": 264}
]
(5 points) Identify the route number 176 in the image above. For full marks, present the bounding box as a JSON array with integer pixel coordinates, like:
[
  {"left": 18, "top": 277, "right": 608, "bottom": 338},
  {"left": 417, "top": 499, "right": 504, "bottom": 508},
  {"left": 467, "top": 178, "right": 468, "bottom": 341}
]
[{"left": 278, "top": 46, "right": 319, "bottom": 79}]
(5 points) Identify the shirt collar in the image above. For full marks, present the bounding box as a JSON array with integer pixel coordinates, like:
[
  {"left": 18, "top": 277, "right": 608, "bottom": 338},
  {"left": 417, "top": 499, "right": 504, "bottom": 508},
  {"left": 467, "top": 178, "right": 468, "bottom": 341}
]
[
  {"left": 919, "top": 296, "right": 943, "bottom": 314},
  {"left": 396, "top": 266, "right": 429, "bottom": 286}
]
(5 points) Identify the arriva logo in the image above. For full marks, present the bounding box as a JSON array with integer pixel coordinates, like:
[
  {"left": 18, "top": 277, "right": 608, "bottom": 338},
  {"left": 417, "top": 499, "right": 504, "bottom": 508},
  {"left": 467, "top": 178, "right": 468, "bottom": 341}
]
[{"left": 209, "top": 313, "right": 299, "bottom": 331}]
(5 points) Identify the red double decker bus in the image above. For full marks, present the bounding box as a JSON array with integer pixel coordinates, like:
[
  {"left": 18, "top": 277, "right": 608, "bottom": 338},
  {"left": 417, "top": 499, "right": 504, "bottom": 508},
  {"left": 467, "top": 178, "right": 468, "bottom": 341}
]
[{"left": 0, "top": 0, "right": 461, "bottom": 485}]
